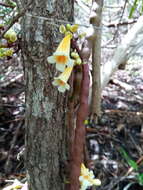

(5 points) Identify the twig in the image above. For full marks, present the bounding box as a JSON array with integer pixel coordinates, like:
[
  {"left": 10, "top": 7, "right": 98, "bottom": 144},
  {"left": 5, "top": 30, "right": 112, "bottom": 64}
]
[
  {"left": 103, "top": 176, "right": 130, "bottom": 190},
  {"left": 109, "top": 0, "right": 128, "bottom": 42},
  {"left": 128, "top": 133, "right": 143, "bottom": 155},
  {"left": 119, "top": 0, "right": 128, "bottom": 23},
  {"left": 5, "top": 121, "right": 23, "bottom": 174},
  {"left": 103, "top": 19, "right": 137, "bottom": 28}
]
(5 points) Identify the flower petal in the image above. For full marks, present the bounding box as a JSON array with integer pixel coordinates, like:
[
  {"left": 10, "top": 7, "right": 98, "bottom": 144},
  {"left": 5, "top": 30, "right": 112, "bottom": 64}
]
[
  {"left": 80, "top": 179, "right": 92, "bottom": 190},
  {"left": 92, "top": 179, "right": 101, "bottom": 186},
  {"left": 52, "top": 80, "right": 59, "bottom": 86},
  {"left": 47, "top": 56, "right": 55, "bottom": 64},
  {"left": 56, "top": 34, "right": 71, "bottom": 54},
  {"left": 58, "top": 86, "right": 66, "bottom": 93},
  {"left": 67, "top": 59, "right": 74, "bottom": 67},
  {"left": 55, "top": 63, "right": 66, "bottom": 72},
  {"left": 65, "top": 83, "right": 70, "bottom": 90}
]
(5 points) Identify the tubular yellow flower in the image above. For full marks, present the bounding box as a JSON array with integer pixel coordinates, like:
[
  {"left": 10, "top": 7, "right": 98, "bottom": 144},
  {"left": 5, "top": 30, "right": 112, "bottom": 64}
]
[
  {"left": 79, "top": 163, "right": 101, "bottom": 190},
  {"left": 52, "top": 66, "right": 73, "bottom": 93},
  {"left": 47, "top": 34, "right": 74, "bottom": 72}
]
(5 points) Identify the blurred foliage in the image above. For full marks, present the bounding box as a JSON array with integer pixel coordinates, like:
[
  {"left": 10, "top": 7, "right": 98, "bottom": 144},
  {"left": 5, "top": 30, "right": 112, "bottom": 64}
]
[
  {"left": 0, "top": 0, "right": 18, "bottom": 59},
  {"left": 0, "top": 0, "right": 16, "bottom": 24},
  {"left": 129, "top": 0, "right": 143, "bottom": 18},
  {"left": 120, "top": 148, "right": 143, "bottom": 186}
]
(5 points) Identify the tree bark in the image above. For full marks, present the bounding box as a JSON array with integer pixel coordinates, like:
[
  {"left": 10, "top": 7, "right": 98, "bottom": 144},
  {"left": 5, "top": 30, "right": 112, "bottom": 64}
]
[{"left": 21, "top": 1, "right": 74, "bottom": 190}]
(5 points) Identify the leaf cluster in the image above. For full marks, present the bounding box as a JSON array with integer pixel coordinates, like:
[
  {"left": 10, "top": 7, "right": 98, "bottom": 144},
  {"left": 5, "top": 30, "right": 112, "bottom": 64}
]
[{"left": 0, "top": 0, "right": 18, "bottom": 59}]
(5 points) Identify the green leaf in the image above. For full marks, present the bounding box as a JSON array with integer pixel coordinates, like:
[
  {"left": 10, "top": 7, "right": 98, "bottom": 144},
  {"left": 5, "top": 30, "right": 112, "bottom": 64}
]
[
  {"left": 129, "top": 0, "right": 138, "bottom": 18},
  {"left": 137, "top": 173, "right": 143, "bottom": 185},
  {"left": 128, "top": 159, "right": 138, "bottom": 170},
  {"left": 141, "top": 0, "right": 143, "bottom": 12},
  {"left": 120, "top": 148, "right": 130, "bottom": 160},
  {"left": 119, "top": 148, "right": 138, "bottom": 170}
]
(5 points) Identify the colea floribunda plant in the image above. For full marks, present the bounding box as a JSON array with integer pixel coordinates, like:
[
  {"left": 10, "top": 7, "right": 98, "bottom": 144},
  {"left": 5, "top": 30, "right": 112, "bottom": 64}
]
[{"left": 47, "top": 23, "right": 101, "bottom": 190}]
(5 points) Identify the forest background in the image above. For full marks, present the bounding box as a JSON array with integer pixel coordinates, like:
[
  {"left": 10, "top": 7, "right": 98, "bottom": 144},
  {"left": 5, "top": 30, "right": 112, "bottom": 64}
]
[{"left": 0, "top": 0, "right": 143, "bottom": 190}]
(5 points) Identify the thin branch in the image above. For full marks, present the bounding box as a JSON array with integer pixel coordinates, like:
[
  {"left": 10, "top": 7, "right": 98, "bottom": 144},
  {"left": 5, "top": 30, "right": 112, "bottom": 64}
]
[
  {"left": 103, "top": 19, "right": 137, "bottom": 28},
  {"left": 119, "top": 0, "right": 128, "bottom": 22},
  {"left": 109, "top": 0, "right": 128, "bottom": 42}
]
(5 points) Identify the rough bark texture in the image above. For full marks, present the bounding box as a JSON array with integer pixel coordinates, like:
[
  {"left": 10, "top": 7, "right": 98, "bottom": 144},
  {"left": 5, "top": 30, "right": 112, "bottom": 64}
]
[{"left": 21, "top": 1, "right": 74, "bottom": 190}]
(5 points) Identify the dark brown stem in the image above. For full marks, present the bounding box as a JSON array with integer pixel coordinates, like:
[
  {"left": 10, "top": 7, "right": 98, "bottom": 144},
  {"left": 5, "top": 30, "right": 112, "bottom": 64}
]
[
  {"left": 71, "top": 38, "right": 82, "bottom": 58},
  {"left": 67, "top": 71, "right": 75, "bottom": 162},
  {"left": 69, "top": 63, "right": 90, "bottom": 190}
]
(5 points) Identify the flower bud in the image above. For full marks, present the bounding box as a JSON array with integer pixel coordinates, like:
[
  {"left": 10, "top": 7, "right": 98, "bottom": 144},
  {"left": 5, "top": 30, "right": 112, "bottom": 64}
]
[
  {"left": 76, "top": 58, "right": 82, "bottom": 65},
  {"left": 79, "top": 32, "right": 86, "bottom": 39},
  {"left": 4, "top": 29, "right": 17, "bottom": 43},
  {"left": 59, "top": 25, "right": 66, "bottom": 34},
  {"left": 66, "top": 24, "right": 71, "bottom": 31},
  {"left": 70, "top": 24, "right": 79, "bottom": 33},
  {"left": 71, "top": 52, "right": 79, "bottom": 59},
  {"left": 65, "top": 31, "right": 73, "bottom": 38}
]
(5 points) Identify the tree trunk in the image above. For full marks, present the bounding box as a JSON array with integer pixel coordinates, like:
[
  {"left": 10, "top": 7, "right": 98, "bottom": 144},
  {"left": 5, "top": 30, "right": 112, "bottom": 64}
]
[
  {"left": 21, "top": 1, "right": 74, "bottom": 190},
  {"left": 90, "top": 0, "right": 103, "bottom": 120}
]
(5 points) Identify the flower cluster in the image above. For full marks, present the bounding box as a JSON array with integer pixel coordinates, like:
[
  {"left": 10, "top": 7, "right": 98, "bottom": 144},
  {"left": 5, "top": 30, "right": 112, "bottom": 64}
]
[
  {"left": 79, "top": 163, "right": 101, "bottom": 190},
  {"left": 47, "top": 23, "right": 84, "bottom": 93},
  {"left": 47, "top": 34, "right": 74, "bottom": 93},
  {"left": 0, "top": 48, "right": 14, "bottom": 57},
  {"left": 0, "top": 29, "right": 17, "bottom": 59},
  {"left": 47, "top": 23, "right": 87, "bottom": 93}
]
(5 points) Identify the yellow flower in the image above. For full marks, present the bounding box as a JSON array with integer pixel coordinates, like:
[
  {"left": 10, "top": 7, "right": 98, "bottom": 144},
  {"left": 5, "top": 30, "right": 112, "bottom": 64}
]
[
  {"left": 84, "top": 120, "right": 89, "bottom": 125},
  {"left": 3, "top": 179, "right": 23, "bottom": 190},
  {"left": 52, "top": 66, "right": 73, "bottom": 93},
  {"left": 75, "top": 58, "right": 82, "bottom": 65},
  {"left": 47, "top": 34, "right": 74, "bottom": 72},
  {"left": 79, "top": 163, "right": 101, "bottom": 190}
]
